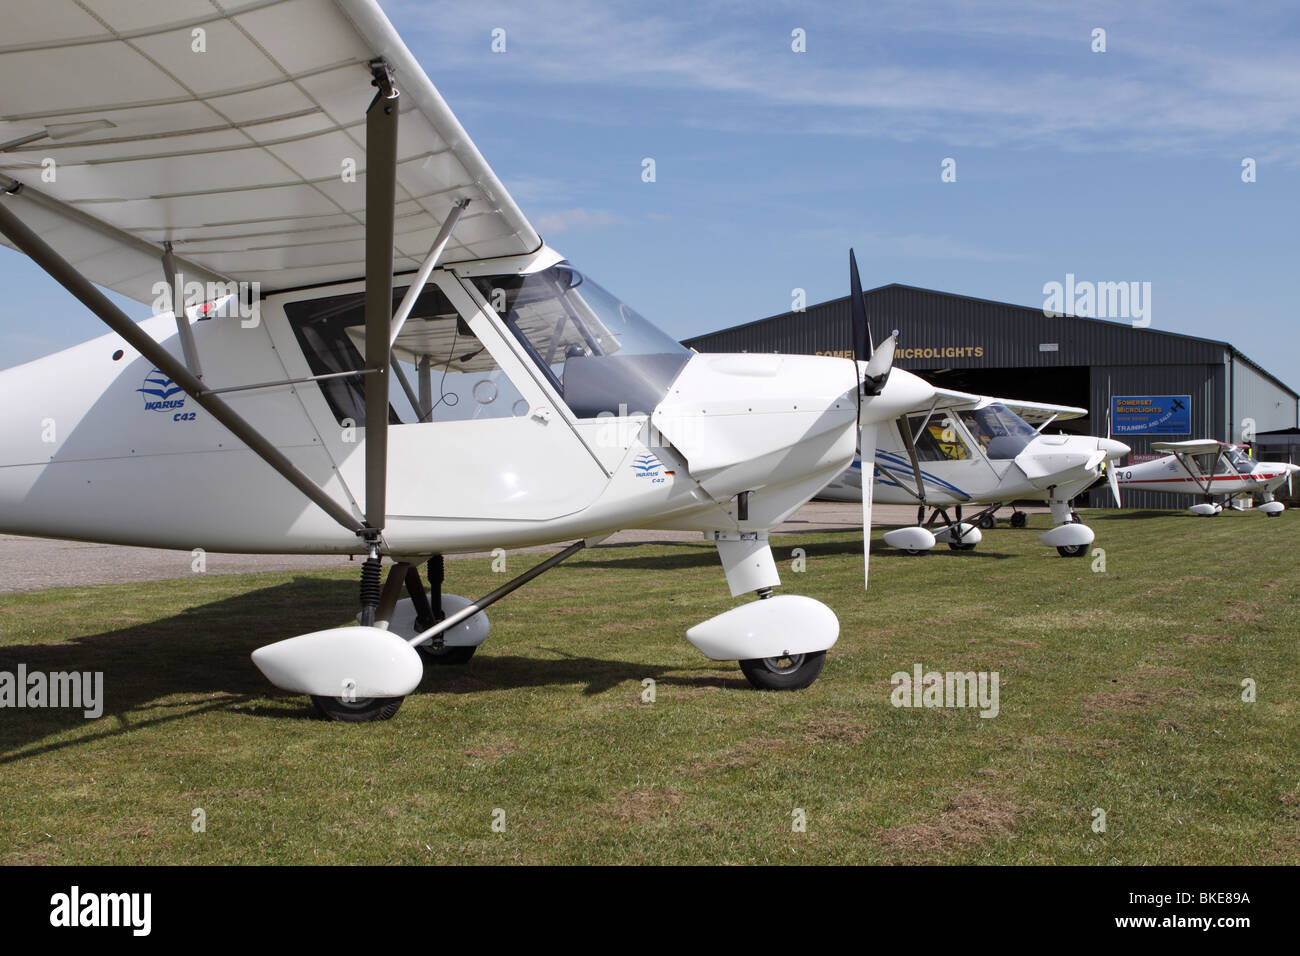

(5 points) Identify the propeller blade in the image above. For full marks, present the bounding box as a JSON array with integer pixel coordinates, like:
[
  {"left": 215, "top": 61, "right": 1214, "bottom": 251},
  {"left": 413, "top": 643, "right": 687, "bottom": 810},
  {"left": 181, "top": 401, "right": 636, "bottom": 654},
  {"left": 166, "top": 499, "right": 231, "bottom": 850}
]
[
  {"left": 1107, "top": 462, "right": 1122, "bottom": 508},
  {"left": 862, "top": 459, "right": 875, "bottom": 590},
  {"left": 849, "top": 248, "right": 871, "bottom": 360},
  {"left": 860, "top": 428, "right": 879, "bottom": 591}
]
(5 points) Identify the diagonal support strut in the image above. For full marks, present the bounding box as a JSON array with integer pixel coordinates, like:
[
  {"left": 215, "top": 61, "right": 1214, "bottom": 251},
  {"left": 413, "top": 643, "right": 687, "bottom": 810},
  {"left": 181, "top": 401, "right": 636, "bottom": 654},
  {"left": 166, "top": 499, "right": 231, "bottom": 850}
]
[{"left": 0, "top": 197, "right": 365, "bottom": 535}]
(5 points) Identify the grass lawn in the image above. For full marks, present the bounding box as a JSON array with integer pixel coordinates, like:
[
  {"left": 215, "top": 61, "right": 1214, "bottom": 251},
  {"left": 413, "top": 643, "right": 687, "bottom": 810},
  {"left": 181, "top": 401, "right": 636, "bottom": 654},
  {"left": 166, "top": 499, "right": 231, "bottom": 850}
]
[{"left": 1, "top": 508, "right": 1297, "bottom": 865}]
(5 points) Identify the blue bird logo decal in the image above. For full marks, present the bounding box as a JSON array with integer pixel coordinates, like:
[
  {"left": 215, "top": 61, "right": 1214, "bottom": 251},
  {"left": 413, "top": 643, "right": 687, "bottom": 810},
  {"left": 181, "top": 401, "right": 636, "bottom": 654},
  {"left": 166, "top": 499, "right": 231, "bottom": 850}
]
[
  {"left": 138, "top": 369, "right": 184, "bottom": 400},
  {"left": 633, "top": 454, "right": 662, "bottom": 475}
]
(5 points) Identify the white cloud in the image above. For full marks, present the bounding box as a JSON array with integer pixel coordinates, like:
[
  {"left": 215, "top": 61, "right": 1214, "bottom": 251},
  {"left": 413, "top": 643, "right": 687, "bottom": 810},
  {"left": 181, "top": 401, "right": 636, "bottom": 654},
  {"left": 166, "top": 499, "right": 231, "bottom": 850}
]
[
  {"left": 532, "top": 208, "right": 621, "bottom": 233},
  {"left": 389, "top": 0, "right": 1300, "bottom": 158}
]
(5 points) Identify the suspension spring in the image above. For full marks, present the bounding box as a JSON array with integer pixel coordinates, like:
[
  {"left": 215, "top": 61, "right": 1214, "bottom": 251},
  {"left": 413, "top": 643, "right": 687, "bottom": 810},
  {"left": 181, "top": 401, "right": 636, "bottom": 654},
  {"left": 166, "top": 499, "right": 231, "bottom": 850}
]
[{"left": 360, "top": 555, "right": 382, "bottom": 610}]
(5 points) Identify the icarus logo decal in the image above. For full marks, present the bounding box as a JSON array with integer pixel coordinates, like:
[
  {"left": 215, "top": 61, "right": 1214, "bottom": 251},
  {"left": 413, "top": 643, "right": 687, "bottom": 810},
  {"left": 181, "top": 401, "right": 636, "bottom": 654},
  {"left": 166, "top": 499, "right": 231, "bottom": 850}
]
[{"left": 632, "top": 453, "right": 674, "bottom": 483}]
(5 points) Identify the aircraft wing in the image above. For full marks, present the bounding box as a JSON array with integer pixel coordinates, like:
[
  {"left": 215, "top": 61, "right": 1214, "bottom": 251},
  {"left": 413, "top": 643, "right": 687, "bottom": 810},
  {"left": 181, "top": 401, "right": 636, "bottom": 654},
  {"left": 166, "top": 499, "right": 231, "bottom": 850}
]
[
  {"left": 0, "top": 0, "right": 540, "bottom": 303},
  {"left": 924, "top": 387, "right": 1087, "bottom": 423},
  {"left": 993, "top": 398, "right": 1087, "bottom": 424},
  {"left": 1152, "top": 440, "right": 1227, "bottom": 456}
]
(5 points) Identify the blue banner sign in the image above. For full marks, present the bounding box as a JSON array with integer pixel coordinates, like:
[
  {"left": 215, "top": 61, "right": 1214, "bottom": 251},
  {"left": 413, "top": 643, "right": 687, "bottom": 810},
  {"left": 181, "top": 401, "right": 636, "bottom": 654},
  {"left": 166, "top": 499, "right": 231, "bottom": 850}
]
[{"left": 1111, "top": 395, "right": 1191, "bottom": 435}]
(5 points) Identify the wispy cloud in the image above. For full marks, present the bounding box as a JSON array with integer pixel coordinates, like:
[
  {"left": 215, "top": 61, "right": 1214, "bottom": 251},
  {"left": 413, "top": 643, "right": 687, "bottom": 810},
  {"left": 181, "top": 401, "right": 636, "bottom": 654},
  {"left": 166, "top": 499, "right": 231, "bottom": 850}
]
[
  {"left": 392, "top": 0, "right": 1300, "bottom": 157},
  {"left": 532, "top": 207, "right": 621, "bottom": 233},
  {"left": 790, "top": 227, "right": 1029, "bottom": 263}
]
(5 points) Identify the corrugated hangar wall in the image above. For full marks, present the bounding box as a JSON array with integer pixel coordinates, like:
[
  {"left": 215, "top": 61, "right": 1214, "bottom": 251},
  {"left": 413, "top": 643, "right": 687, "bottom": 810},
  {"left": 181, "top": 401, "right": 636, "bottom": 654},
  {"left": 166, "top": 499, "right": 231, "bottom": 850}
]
[{"left": 683, "top": 284, "right": 1298, "bottom": 511}]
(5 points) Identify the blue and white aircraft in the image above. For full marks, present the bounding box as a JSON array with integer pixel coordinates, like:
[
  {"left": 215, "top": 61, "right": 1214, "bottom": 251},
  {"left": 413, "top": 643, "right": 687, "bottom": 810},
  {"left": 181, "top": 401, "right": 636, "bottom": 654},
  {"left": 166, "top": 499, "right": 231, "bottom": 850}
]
[{"left": 818, "top": 396, "right": 1129, "bottom": 557}]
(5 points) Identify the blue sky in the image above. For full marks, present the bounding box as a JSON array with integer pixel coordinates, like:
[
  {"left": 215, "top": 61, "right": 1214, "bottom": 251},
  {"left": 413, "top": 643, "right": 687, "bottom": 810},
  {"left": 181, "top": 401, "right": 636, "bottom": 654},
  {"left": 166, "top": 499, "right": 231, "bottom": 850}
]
[{"left": 2, "top": 0, "right": 1297, "bottom": 388}]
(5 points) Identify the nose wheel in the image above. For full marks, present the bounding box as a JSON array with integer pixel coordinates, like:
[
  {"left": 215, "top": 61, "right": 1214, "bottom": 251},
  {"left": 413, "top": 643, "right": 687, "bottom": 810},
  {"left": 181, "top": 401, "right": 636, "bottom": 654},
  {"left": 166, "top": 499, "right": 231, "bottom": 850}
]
[
  {"left": 311, "top": 695, "right": 404, "bottom": 722},
  {"left": 418, "top": 644, "right": 477, "bottom": 665},
  {"left": 739, "top": 651, "right": 826, "bottom": 690}
]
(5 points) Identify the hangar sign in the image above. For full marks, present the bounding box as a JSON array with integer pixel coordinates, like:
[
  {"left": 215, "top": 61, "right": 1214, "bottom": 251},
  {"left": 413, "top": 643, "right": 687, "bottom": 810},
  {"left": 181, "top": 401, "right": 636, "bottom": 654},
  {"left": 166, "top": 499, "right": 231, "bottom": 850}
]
[{"left": 1111, "top": 395, "right": 1191, "bottom": 435}]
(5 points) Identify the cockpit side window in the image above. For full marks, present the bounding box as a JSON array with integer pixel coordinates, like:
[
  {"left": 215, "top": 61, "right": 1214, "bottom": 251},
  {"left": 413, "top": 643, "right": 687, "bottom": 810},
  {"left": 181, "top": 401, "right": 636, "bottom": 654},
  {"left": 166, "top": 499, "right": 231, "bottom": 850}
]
[
  {"left": 902, "top": 414, "right": 971, "bottom": 461},
  {"left": 285, "top": 283, "right": 526, "bottom": 426}
]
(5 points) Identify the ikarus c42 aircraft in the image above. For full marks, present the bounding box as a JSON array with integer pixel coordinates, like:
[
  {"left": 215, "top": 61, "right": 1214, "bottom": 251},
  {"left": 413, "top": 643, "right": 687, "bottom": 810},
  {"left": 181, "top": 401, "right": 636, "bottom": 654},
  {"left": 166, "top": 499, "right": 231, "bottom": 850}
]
[
  {"left": 1115, "top": 440, "right": 1299, "bottom": 517},
  {"left": 818, "top": 397, "right": 1130, "bottom": 557},
  {"left": 0, "top": 0, "right": 946, "bottom": 721}
]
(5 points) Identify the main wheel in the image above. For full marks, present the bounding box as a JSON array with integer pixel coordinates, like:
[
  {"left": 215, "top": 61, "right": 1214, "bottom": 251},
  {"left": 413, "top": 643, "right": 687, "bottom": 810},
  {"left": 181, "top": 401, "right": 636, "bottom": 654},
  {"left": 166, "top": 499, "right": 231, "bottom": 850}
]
[
  {"left": 1010, "top": 511, "right": 1028, "bottom": 528},
  {"left": 310, "top": 695, "right": 404, "bottom": 722},
  {"left": 1056, "top": 544, "right": 1089, "bottom": 558},
  {"left": 417, "top": 643, "right": 477, "bottom": 665},
  {"left": 1265, "top": 510, "right": 1282, "bottom": 518},
  {"left": 739, "top": 650, "right": 826, "bottom": 691},
  {"left": 948, "top": 541, "right": 977, "bottom": 551},
  {"left": 977, "top": 514, "right": 997, "bottom": 530}
]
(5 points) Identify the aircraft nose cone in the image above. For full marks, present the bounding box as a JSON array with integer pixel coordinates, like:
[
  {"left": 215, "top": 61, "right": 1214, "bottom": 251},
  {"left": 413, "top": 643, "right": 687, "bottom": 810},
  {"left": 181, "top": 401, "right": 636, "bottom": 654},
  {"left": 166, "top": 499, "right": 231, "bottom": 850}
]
[{"left": 1099, "top": 437, "right": 1131, "bottom": 460}]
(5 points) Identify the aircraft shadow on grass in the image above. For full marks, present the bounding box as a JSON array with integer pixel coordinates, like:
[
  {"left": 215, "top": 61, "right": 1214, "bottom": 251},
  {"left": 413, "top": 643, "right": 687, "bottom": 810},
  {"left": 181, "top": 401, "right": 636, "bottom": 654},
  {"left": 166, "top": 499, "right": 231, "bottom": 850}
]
[
  {"left": 575, "top": 538, "right": 1015, "bottom": 572},
  {"left": 1092, "top": 509, "right": 1208, "bottom": 521},
  {"left": 0, "top": 575, "right": 748, "bottom": 760}
]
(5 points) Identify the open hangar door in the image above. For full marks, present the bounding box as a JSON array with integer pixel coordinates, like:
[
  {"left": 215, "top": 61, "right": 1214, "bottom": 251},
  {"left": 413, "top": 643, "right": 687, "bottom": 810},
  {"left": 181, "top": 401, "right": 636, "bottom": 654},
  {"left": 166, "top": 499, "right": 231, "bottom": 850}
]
[{"left": 920, "top": 366, "right": 1093, "bottom": 436}]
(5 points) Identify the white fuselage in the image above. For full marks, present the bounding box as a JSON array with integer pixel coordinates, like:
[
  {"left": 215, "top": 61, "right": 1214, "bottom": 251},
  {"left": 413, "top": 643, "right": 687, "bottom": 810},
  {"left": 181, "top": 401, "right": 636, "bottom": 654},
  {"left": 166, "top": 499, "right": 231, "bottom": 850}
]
[
  {"left": 0, "top": 254, "right": 934, "bottom": 557},
  {"left": 819, "top": 405, "right": 1125, "bottom": 510}
]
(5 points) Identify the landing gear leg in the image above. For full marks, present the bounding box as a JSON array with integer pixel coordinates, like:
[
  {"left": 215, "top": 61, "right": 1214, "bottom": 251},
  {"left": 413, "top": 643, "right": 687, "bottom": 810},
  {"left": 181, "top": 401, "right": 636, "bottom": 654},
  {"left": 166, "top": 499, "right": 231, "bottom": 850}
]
[
  {"left": 936, "top": 506, "right": 978, "bottom": 551},
  {"left": 417, "top": 555, "right": 476, "bottom": 665},
  {"left": 1046, "top": 497, "right": 1091, "bottom": 557},
  {"left": 974, "top": 503, "right": 1002, "bottom": 530},
  {"left": 312, "top": 542, "right": 407, "bottom": 722}
]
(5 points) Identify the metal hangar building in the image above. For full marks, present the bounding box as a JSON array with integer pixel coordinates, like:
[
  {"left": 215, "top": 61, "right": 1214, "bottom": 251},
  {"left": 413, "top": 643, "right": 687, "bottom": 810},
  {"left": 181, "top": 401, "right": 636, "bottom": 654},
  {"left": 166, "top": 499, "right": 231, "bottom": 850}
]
[{"left": 682, "top": 284, "right": 1299, "bottom": 509}]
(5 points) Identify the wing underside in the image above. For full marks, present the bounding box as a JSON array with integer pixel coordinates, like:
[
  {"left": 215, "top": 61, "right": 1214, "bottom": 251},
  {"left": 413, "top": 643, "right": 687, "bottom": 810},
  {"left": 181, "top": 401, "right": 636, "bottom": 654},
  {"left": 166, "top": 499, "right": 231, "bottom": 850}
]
[
  {"left": 0, "top": 0, "right": 540, "bottom": 303},
  {"left": 926, "top": 386, "right": 1087, "bottom": 424}
]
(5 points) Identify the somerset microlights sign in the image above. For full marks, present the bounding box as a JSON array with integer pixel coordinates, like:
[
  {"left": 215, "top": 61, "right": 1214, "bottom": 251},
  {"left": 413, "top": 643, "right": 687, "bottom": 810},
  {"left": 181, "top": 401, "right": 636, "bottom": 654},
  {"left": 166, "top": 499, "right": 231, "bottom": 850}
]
[{"left": 1111, "top": 395, "right": 1192, "bottom": 435}]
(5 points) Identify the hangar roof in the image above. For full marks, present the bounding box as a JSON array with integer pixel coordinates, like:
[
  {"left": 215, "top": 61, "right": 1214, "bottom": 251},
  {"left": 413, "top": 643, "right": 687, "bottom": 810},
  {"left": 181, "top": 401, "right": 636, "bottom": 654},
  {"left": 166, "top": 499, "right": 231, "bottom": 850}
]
[{"left": 683, "top": 283, "right": 1297, "bottom": 400}]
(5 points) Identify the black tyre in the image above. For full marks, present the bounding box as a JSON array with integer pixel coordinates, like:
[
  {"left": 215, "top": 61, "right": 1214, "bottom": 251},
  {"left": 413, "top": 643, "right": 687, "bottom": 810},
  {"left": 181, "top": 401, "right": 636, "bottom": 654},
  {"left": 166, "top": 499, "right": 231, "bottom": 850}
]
[
  {"left": 1010, "top": 511, "right": 1028, "bottom": 528},
  {"left": 418, "top": 643, "right": 477, "bottom": 665},
  {"left": 739, "top": 650, "right": 826, "bottom": 691},
  {"left": 1056, "top": 544, "right": 1089, "bottom": 558},
  {"left": 1265, "top": 511, "right": 1282, "bottom": 518},
  {"left": 903, "top": 548, "right": 927, "bottom": 556},
  {"left": 948, "top": 541, "right": 977, "bottom": 551},
  {"left": 977, "top": 514, "right": 997, "bottom": 530},
  {"left": 310, "top": 695, "right": 404, "bottom": 722}
]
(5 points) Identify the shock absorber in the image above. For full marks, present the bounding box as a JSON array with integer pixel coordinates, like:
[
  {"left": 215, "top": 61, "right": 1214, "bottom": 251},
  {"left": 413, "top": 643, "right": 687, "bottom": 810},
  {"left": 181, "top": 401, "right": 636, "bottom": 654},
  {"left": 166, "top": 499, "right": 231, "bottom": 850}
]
[
  {"left": 428, "top": 554, "right": 446, "bottom": 623},
  {"left": 359, "top": 552, "right": 382, "bottom": 627}
]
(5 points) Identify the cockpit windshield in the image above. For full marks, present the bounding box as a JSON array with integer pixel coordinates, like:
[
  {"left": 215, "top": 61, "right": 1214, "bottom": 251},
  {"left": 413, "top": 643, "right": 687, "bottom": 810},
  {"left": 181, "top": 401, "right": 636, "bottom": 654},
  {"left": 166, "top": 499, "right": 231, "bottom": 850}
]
[
  {"left": 1226, "top": 446, "right": 1256, "bottom": 474},
  {"left": 958, "top": 403, "right": 1039, "bottom": 459},
  {"left": 472, "top": 263, "right": 690, "bottom": 418}
]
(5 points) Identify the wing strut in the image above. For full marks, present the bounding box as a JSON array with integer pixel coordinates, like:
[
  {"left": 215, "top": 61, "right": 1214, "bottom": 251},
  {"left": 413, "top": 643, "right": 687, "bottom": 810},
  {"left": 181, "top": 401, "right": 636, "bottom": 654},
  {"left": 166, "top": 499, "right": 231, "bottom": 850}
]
[
  {"left": 162, "top": 241, "right": 203, "bottom": 379},
  {"left": 1172, "top": 448, "right": 1225, "bottom": 498},
  {"left": 362, "top": 59, "right": 400, "bottom": 538},
  {"left": 0, "top": 196, "right": 365, "bottom": 535},
  {"left": 389, "top": 198, "right": 470, "bottom": 348},
  {"left": 897, "top": 413, "right": 930, "bottom": 505}
]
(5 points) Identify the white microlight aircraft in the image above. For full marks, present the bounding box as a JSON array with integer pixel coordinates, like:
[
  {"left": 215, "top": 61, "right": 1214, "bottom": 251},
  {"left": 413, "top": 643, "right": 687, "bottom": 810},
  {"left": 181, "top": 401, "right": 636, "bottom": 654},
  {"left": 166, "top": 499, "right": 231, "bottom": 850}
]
[
  {"left": 1115, "top": 440, "right": 1299, "bottom": 517},
  {"left": 818, "top": 392, "right": 1130, "bottom": 557},
  {"left": 1, "top": 0, "right": 954, "bottom": 721}
]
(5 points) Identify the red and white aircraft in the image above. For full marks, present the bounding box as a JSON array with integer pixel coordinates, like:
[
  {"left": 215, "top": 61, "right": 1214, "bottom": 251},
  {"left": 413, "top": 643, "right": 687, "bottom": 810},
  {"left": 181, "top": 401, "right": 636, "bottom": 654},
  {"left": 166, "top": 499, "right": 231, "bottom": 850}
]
[{"left": 1115, "top": 440, "right": 1299, "bottom": 516}]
